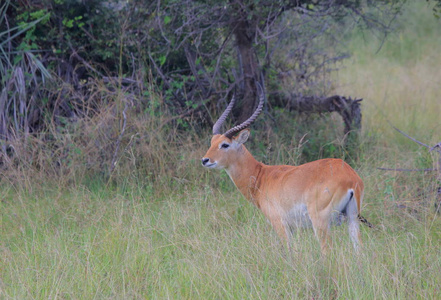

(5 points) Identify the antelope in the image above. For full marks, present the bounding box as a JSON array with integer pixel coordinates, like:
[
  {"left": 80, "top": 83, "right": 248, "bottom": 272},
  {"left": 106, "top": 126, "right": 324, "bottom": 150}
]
[{"left": 202, "top": 85, "right": 370, "bottom": 253}]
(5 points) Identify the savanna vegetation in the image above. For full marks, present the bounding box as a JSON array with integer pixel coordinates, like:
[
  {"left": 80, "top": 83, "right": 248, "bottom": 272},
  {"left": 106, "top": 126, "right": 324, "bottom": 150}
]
[{"left": 1, "top": 0, "right": 441, "bottom": 299}]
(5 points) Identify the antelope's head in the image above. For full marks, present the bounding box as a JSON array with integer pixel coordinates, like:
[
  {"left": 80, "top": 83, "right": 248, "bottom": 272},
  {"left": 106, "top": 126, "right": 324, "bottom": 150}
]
[{"left": 201, "top": 85, "right": 264, "bottom": 170}]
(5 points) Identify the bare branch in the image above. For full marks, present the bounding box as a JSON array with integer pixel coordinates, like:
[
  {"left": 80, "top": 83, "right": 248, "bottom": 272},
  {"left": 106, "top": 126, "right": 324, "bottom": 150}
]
[
  {"left": 68, "top": 44, "right": 104, "bottom": 77},
  {"left": 430, "top": 143, "right": 441, "bottom": 153},
  {"left": 381, "top": 124, "right": 440, "bottom": 174},
  {"left": 387, "top": 121, "right": 431, "bottom": 149},
  {"left": 377, "top": 167, "right": 437, "bottom": 172}
]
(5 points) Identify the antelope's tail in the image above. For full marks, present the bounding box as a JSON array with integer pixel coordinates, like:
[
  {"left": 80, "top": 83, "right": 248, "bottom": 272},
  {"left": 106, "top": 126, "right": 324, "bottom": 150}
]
[{"left": 358, "top": 214, "right": 374, "bottom": 228}]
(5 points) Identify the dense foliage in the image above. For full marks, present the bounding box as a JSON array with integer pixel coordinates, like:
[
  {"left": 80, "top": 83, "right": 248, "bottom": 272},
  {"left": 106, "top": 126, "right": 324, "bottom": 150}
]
[{"left": 0, "top": 0, "right": 403, "bottom": 177}]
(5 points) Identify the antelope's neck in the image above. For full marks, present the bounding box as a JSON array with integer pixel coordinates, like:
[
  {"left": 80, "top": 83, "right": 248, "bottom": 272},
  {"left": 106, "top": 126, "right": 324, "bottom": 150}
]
[{"left": 225, "top": 147, "right": 263, "bottom": 204}]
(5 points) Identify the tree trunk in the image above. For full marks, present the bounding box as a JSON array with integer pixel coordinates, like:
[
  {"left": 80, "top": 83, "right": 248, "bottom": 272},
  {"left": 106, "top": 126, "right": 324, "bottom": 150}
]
[
  {"left": 232, "top": 19, "right": 259, "bottom": 123},
  {"left": 229, "top": 7, "right": 363, "bottom": 143}
]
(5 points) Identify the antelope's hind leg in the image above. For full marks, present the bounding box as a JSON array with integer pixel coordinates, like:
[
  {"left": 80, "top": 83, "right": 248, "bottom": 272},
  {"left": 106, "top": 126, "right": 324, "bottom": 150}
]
[
  {"left": 309, "top": 211, "right": 332, "bottom": 254},
  {"left": 346, "top": 198, "right": 362, "bottom": 252}
]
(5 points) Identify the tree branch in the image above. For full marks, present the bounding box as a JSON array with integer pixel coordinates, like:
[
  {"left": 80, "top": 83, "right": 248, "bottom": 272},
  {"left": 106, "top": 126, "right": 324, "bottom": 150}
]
[
  {"left": 377, "top": 167, "right": 437, "bottom": 172},
  {"left": 380, "top": 122, "right": 441, "bottom": 175},
  {"left": 387, "top": 121, "right": 431, "bottom": 149}
]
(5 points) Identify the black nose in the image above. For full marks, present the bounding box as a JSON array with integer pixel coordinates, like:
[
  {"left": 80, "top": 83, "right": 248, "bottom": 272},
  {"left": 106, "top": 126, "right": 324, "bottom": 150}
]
[{"left": 202, "top": 158, "right": 209, "bottom": 166}]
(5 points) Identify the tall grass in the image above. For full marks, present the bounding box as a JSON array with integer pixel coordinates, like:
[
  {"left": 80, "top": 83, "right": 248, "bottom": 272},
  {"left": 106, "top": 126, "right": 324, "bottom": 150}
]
[
  {"left": 336, "top": 1, "right": 441, "bottom": 146},
  {"left": 1, "top": 1, "right": 441, "bottom": 299},
  {"left": 334, "top": 0, "right": 441, "bottom": 228},
  {"left": 2, "top": 177, "right": 441, "bottom": 298}
]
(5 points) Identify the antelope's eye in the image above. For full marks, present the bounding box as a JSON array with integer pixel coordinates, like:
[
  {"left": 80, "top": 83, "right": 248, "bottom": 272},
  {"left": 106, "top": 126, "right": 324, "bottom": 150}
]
[{"left": 220, "top": 143, "right": 230, "bottom": 149}]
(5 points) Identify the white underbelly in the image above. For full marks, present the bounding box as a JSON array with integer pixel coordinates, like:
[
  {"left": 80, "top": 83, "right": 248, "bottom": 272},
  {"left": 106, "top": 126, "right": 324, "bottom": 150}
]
[
  {"left": 284, "top": 203, "right": 346, "bottom": 229},
  {"left": 284, "top": 203, "right": 313, "bottom": 228}
]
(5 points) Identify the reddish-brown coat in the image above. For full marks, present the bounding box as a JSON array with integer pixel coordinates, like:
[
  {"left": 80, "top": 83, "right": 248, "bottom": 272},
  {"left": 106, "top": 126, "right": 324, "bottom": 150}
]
[{"left": 202, "top": 130, "right": 365, "bottom": 252}]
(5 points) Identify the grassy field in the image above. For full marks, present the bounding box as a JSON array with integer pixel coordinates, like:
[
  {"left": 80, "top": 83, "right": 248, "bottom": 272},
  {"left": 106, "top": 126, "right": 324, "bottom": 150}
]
[{"left": 2, "top": 2, "right": 441, "bottom": 299}]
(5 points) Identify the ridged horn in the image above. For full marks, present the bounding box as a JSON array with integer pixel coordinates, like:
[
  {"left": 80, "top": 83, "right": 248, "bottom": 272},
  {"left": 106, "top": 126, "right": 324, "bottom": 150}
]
[
  {"left": 212, "top": 94, "right": 236, "bottom": 135},
  {"left": 223, "top": 82, "right": 265, "bottom": 139}
]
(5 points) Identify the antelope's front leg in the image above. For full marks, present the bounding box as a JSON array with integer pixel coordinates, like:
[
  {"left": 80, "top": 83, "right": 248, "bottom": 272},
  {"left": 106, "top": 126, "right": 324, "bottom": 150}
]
[{"left": 265, "top": 208, "right": 291, "bottom": 248}]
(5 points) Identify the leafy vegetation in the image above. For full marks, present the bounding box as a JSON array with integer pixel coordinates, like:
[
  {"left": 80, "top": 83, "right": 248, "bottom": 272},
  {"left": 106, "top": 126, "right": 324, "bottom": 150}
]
[{"left": 0, "top": 0, "right": 400, "bottom": 169}]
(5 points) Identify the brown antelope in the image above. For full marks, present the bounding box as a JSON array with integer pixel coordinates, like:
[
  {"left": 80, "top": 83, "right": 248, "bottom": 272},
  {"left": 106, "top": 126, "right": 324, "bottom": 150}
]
[{"left": 202, "top": 86, "right": 370, "bottom": 253}]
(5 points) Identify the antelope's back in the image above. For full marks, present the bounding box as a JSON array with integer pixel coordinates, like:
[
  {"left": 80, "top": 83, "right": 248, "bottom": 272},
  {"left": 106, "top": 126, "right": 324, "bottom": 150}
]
[{"left": 257, "top": 158, "right": 364, "bottom": 213}]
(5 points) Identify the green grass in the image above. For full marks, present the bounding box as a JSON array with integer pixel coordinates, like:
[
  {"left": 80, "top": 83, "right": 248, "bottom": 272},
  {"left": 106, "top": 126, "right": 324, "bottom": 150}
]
[
  {"left": 2, "top": 181, "right": 441, "bottom": 298},
  {"left": 2, "top": 1, "right": 441, "bottom": 299},
  {"left": 336, "top": 1, "right": 441, "bottom": 146}
]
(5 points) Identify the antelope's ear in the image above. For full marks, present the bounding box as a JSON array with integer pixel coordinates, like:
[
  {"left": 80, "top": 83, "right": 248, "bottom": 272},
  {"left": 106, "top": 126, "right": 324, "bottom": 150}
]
[{"left": 234, "top": 129, "right": 250, "bottom": 145}]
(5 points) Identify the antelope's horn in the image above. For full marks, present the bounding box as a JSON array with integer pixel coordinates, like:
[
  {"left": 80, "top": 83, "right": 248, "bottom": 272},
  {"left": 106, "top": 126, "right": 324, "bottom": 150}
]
[
  {"left": 223, "top": 83, "right": 265, "bottom": 139},
  {"left": 212, "top": 94, "right": 236, "bottom": 135}
]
